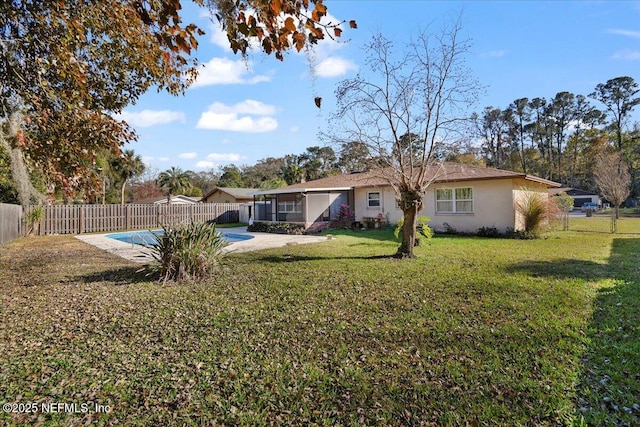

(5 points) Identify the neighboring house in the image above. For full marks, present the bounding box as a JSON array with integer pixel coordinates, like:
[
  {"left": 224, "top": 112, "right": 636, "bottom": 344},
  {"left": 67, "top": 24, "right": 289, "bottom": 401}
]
[
  {"left": 252, "top": 163, "right": 561, "bottom": 233},
  {"left": 201, "top": 187, "right": 260, "bottom": 204},
  {"left": 132, "top": 195, "right": 201, "bottom": 205},
  {"left": 549, "top": 187, "right": 600, "bottom": 209}
]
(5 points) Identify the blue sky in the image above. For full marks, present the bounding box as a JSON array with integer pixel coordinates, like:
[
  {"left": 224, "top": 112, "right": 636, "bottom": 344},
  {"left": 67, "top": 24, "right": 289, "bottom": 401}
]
[{"left": 117, "top": 1, "right": 640, "bottom": 173}]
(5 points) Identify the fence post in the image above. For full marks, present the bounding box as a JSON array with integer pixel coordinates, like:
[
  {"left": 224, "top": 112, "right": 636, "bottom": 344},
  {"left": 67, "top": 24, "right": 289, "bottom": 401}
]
[
  {"left": 126, "top": 205, "right": 131, "bottom": 230},
  {"left": 79, "top": 206, "right": 84, "bottom": 234}
]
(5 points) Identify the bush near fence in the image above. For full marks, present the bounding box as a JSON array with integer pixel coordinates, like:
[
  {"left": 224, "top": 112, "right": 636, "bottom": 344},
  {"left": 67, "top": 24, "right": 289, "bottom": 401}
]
[
  {"left": 0, "top": 203, "right": 22, "bottom": 245},
  {"left": 25, "top": 203, "right": 242, "bottom": 236}
]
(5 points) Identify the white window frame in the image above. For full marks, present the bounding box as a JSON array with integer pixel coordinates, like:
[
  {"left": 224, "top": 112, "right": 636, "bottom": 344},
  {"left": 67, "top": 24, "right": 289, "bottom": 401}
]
[
  {"left": 436, "top": 187, "right": 473, "bottom": 213},
  {"left": 367, "top": 191, "right": 381, "bottom": 208},
  {"left": 278, "top": 195, "right": 302, "bottom": 213}
]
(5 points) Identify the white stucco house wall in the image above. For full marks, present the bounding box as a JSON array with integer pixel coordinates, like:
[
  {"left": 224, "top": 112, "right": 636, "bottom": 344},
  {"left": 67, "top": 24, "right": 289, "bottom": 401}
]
[{"left": 252, "top": 163, "right": 560, "bottom": 233}]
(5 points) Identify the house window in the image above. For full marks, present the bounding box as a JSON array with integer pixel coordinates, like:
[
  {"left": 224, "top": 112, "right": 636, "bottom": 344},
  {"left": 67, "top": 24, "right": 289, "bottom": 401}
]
[
  {"left": 278, "top": 194, "right": 302, "bottom": 213},
  {"left": 436, "top": 187, "right": 473, "bottom": 213},
  {"left": 367, "top": 192, "right": 381, "bottom": 208}
]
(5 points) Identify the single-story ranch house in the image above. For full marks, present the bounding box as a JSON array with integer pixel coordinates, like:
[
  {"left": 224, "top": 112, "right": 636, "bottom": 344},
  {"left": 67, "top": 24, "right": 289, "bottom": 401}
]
[
  {"left": 252, "top": 163, "right": 560, "bottom": 233},
  {"left": 201, "top": 187, "right": 259, "bottom": 204},
  {"left": 548, "top": 187, "right": 600, "bottom": 209}
]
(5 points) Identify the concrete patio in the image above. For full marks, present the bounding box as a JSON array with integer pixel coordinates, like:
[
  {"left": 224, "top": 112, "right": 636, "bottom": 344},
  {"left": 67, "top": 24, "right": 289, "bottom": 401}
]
[{"left": 75, "top": 227, "right": 330, "bottom": 264}]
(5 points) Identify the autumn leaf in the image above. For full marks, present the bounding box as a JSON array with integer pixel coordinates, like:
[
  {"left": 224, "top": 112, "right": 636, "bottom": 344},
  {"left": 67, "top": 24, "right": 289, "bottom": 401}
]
[
  {"left": 315, "top": 2, "right": 327, "bottom": 16},
  {"left": 293, "top": 32, "right": 306, "bottom": 52},
  {"left": 271, "top": 0, "right": 282, "bottom": 15},
  {"left": 284, "top": 17, "right": 296, "bottom": 32},
  {"left": 349, "top": 20, "right": 358, "bottom": 29}
]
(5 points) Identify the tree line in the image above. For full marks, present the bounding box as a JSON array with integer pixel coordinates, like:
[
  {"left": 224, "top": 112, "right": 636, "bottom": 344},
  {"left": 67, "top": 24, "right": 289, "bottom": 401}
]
[
  {"left": 142, "top": 75, "right": 639, "bottom": 204},
  {"left": 471, "top": 76, "right": 640, "bottom": 199}
]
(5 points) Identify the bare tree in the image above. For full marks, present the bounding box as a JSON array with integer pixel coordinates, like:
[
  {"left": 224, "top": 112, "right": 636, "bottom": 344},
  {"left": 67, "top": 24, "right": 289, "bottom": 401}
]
[
  {"left": 594, "top": 151, "right": 631, "bottom": 232},
  {"left": 331, "top": 18, "right": 479, "bottom": 258}
]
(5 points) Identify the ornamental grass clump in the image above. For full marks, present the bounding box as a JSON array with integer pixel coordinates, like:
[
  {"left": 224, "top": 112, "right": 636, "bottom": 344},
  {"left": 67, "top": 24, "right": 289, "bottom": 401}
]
[
  {"left": 149, "top": 221, "right": 228, "bottom": 283},
  {"left": 515, "top": 190, "right": 549, "bottom": 238}
]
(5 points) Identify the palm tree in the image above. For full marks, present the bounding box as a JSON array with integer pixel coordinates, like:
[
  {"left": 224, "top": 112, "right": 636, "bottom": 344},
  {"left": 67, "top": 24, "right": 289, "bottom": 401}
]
[
  {"left": 157, "top": 167, "right": 192, "bottom": 204},
  {"left": 113, "top": 149, "right": 145, "bottom": 204}
]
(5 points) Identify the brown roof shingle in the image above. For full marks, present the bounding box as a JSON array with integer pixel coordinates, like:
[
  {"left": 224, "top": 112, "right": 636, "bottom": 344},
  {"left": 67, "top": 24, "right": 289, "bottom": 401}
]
[{"left": 258, "top": 163, "right": 559, "bottom": 194}]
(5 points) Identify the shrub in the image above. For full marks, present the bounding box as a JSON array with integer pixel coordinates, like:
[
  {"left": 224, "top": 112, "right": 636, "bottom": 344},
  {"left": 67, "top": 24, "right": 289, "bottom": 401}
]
[
  {"left": 147, "top": 221, "right": 228, "bottom": 283},
  {"left": 476, "top": 226, "right": 501, "bottom": 238},
  {"left": 394, "top": 216, "right": 433, "bottom": 246},
  {"left": 515, "top": 189, "right": 549, "bottom": 238},
  {"left": 247, "top": 222, "right": 306, "bottom": 235},
  {"left": 336, "top": 204, "right": 355, "bottom": 228},
  {"left": 505, "top": 229, "right": 539, "bottom": 240},
  {"left": 25, "top": 205, "right": 45, "bottom": 236},
  {"left": 441, "top": 222, "right": 457, "bottom": 234}
]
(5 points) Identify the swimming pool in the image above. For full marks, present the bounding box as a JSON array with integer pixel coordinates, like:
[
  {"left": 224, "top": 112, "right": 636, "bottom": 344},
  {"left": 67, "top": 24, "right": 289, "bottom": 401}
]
[{"left": 105, "top": 229, "right": 254, "bottom": 246}]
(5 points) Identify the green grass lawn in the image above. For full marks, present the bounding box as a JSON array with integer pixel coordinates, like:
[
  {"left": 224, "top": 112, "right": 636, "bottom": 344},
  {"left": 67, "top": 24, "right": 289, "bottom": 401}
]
[{"left": 0, "top": 219, "right": 638, "bottom": 426}]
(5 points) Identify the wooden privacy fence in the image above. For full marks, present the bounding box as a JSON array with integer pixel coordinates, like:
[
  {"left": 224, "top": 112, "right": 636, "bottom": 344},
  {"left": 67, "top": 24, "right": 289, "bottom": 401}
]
[
  {"left": 0, "top": 203, "right": 22, "bottom": 245},
  {"left": 26, "top": 203, "right": 241, "bottom": 236}
]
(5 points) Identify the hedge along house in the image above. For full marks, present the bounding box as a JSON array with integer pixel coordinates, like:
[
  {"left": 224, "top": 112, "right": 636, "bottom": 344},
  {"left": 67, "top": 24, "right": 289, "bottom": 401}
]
[{"left": 252, "top": 163, "right": 561, "bottom": 233}]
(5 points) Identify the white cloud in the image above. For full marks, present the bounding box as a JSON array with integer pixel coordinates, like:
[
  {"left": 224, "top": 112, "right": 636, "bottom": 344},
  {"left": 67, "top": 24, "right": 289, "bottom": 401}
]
[
  {"left": 195, "top": 160, "right": 216, "bottom": 169},
  {"left": 208, "top": 100, "right": 276, "bottom": 116},
  {"left": 607, "top": 29, "right": 640, "bottom": 39},
  {"left": 114, "top": 110, "right": 185, "bottom": 128},
  {"left": 196, "top": 100, "right": 278, "bottom": 133},
  {"left": 198, "top": 114, "right": 278, "bottom": 132},
  {"left": 209, "top": 23, "right": 232, "bottom": 51},
  {"left": 191, "top": 58, "right": 271, "bottom": 87},
  {"left": 290, "top": 126, "right": 299, "bottom": 133},
  {"left": 315, "top": 56, "right": 358, "bottom": 78},
  {"left": 481, "top": 50, "right": 507, "bottom": 58},
  {"left": 158, "top": 157, "right": 170, "bottom": 162},
  {"left": 179, "top": 152, "right": 198, "bottom": 159},
  {"left": 611, "top": 49, "right": 640, "bottom": 60},
  {"left": 313, "top": 12, "right": 351, "bottom": 54},
  {"left": 194, "top": 153, "right": 242, "bottom": 169}
]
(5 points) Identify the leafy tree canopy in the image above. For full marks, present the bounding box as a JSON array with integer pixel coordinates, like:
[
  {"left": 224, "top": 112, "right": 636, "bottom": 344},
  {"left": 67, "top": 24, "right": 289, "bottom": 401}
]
[
  {"left": 209, "top": 0, "right": 356, "bottom": 60},
  {"left": 0, "top": 0, "right": 354, "bottom": 205}
]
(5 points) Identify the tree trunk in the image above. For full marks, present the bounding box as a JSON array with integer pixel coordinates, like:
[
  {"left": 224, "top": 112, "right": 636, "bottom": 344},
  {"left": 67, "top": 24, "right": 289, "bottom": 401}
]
[
  {"left": 0, "top": 111, "right": 45, "bottom": 208},
  {"left": 395, "top": 204, "right": 418, "bottom": 259},
  {"left": 121, "top": 180, "right": 127, "bottom": 205}
]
